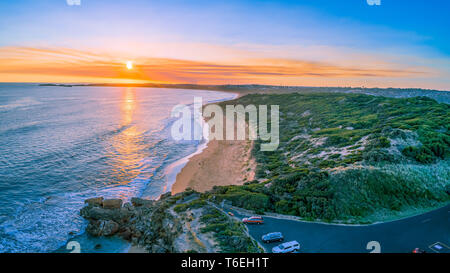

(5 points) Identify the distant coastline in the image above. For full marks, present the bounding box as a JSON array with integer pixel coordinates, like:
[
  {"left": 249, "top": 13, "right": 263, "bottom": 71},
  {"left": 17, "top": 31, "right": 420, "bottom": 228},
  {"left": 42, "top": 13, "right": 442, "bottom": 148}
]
[{"left": 38, "top": 83, "right": 450, "bottom": 104}]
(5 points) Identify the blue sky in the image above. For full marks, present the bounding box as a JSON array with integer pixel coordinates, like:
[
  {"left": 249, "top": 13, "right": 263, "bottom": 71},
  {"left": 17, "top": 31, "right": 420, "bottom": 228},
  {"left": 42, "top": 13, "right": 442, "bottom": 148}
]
[
  {"left": 0, "top": 0, "right": 449, "bottom": 89},
  {"left": 0, "top": 0, "right": 448, "bottom": 52}
]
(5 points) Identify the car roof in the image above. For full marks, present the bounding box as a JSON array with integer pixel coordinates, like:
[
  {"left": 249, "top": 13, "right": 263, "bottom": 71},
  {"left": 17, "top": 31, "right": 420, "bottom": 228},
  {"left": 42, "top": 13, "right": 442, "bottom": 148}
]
[
  {"left": 282, "top": 241, "right": 299, "bottom": 247},
  {"left": 267, "top": 232, "right": 281, "bottom": 236}
]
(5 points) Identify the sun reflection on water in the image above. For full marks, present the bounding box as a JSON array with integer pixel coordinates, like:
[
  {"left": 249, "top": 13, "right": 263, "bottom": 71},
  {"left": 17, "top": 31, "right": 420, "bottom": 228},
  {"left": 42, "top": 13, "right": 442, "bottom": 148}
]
[{"left": 107, "top": 88, "right": 149, "bottom": 197}]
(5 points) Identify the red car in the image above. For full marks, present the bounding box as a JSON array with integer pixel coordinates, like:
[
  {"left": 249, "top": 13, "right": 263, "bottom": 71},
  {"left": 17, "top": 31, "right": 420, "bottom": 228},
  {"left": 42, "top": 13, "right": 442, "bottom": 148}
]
[
  {"left": 242, "top": 216, "right": 264, "bottom": 224},
  {"left": 412, "top": 248, "right": 426, "bottom": 253}
]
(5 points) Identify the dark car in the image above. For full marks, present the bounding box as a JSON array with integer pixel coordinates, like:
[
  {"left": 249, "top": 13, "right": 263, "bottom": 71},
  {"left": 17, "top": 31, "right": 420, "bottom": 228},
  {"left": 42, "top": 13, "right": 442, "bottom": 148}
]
[{"left": 262, "top": 232, "right": 284, "bottom": 243}]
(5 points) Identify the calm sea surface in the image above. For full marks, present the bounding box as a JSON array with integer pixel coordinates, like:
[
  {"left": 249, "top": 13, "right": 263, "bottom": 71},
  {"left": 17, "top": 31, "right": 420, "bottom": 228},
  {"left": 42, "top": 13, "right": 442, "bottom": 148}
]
[{"left": 0, "top": 84, "right": 234, "bottom": 252}]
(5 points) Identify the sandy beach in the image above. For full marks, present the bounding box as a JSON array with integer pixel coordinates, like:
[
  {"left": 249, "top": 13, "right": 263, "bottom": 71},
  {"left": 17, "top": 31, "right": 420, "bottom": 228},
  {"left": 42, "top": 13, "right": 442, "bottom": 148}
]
[
  {"left": 172, "top": 138, "right": 256, "bottom": 194},
  {"left": 171, "top": 94, "right": 256, "bottom": 194}
]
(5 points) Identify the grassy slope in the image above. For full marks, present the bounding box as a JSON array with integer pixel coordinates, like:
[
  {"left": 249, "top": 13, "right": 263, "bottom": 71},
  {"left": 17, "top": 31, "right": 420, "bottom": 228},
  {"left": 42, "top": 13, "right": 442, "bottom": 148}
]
[{"left": 204, "top": 92, "right": 450, "bottom": 223}]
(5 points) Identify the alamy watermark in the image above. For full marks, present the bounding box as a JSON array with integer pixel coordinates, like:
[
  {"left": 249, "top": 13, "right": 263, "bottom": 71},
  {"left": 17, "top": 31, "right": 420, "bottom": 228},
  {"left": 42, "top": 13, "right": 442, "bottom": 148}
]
[
  {"left": 367, "top": 0, "right": 381, "bottom": 6},
  {"left": 170, "top": 97, "right": 280, "bottom": 151},
  {"left": 66, "top": 0, "right": 81, "bottom": 6},
  {"left": 66, "top": 241, "right": 81, "bottom": 253}
]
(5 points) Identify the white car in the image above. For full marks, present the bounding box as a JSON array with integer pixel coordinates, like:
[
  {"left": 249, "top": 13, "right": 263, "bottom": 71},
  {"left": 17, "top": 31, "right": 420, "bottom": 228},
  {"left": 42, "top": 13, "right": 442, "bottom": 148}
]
[{"left": 272, "top": 240, "right": 300, "bottom": 253}]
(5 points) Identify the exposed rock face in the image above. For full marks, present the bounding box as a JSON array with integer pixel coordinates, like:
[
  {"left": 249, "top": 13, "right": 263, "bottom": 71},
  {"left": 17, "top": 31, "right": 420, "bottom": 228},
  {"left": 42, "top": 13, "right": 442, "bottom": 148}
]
[
  {"left": 85, "top": 197, "right": 104, "bottom": 206},
  {"left": 131, "top": 197, "right": 154, "bottom": 207},
  {"left": 80, "top": 196, "right": 182, "bottom": 252},
  {"left": 102, "top": 199, "right": 123, "bottom": 209},
  {"left": 81, "top": 206, "right": 132, "bottom": 222},
  {"left": 87, "top": 220, "right": 120, "bottom": 236}
]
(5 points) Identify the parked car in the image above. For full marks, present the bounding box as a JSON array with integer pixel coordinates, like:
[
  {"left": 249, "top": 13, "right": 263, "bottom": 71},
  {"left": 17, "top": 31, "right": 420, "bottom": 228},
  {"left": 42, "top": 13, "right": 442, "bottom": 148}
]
[
  {"left": 262, "top": 232, "right": 284, "bottom": 243},
  {"left": 242, "top": 216, "right": 264, "bottom": 224},
  {"left": 272, "top": 241, "right": 300, "bottom": 253}
]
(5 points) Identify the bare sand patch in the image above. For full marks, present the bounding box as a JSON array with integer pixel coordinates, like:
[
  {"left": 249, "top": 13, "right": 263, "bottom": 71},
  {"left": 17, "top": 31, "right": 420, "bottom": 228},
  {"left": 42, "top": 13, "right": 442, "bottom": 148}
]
[{"left": 172, "top": 138, "right": 255, "bottom": 194}]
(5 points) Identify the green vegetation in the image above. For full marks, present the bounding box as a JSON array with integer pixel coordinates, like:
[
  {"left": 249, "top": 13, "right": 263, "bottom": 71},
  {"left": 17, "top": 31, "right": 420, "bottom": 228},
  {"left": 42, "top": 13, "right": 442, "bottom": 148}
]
[
  {"left": 171, "top": 191, "right": 261, "bottom": 252},
  {"left": 209, "top": 93, "right": 450, "bottom": 222},
  {"left": 173, "top": 199, "right": 207, "bottom": 213},
  {"left": 199, "top": 206, "right": 261, "bottom": 253}
]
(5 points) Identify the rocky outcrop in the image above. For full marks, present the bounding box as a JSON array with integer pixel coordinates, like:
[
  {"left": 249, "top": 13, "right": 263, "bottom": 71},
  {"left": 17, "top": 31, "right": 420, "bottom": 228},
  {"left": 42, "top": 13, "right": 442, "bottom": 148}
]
[
  {"left": 102, "top": 199, "right": 123, "bottom": 209},
  {"left": 80, "top": 195, "right": 182, "bottom": 252},
  {"left": 85, "top": 197, "right": 103, "bottom": 206},
  {"left": 86, "top": 220, "right": 119, "bottom": 236},
  {"left": 131, "top": 197, "right": 154, "bottom": 207},
  {"left": 80, "top": 193, "right": 262, "bottom": 253}
]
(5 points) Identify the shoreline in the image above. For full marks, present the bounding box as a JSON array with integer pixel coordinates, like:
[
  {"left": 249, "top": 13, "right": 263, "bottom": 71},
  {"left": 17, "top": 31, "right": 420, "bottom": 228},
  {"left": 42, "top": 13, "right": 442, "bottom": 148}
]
[
  {"left": 170, "top": 92, "right": 258, "bottom": 194},
  {"left": 56, "top": 89, "right": 239, "bottom": 254},
  {"left": 142, "top": 90, "right": 240, "bottom": 197},
  {"left": 171, "top": 136, "right": 256, "bottom": 194},
  {"left": 162, "top": 127, "right": 211, "bottom": 194}
]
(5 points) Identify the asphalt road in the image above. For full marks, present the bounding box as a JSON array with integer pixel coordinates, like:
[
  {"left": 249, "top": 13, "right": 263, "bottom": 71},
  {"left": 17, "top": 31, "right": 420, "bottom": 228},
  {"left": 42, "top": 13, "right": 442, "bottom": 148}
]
[{"left": 232, "top": 205, "right": 450, "bottom": 253}]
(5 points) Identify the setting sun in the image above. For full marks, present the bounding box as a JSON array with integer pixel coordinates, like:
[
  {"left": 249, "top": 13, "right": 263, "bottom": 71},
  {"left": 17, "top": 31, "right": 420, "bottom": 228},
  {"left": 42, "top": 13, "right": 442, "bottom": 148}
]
[{"left": 126, "top": 61, "right": 133, "bottom": 70}]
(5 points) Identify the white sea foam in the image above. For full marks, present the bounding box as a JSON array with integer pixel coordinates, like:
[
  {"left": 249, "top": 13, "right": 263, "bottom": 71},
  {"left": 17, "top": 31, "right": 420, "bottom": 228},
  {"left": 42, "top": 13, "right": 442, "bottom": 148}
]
[
  {"left": 0, "top": 85, "right": 236, "bottom": 253},
  {"left": 0, "top": 97, "right": 41, "bottom": 111}
]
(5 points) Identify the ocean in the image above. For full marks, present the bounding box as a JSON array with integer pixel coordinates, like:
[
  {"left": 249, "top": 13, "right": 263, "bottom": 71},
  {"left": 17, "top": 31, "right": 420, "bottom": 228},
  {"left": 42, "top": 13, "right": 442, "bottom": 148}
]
[{"left": 0, "top": 84, "right": 235, "bottom": 253}]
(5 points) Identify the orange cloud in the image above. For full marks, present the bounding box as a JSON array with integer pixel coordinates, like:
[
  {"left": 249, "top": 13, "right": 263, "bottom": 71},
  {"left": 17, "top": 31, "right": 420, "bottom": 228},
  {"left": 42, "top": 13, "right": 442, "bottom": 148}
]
[{"left": 0, "top": 46, "right": 425, "bottom": 85}]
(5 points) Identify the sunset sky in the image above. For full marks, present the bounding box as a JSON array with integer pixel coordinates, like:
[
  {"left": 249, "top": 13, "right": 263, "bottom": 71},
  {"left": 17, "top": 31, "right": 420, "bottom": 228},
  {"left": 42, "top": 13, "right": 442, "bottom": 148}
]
[{"left": 1, "top": 0, "right": 449, "bottom": 89}]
